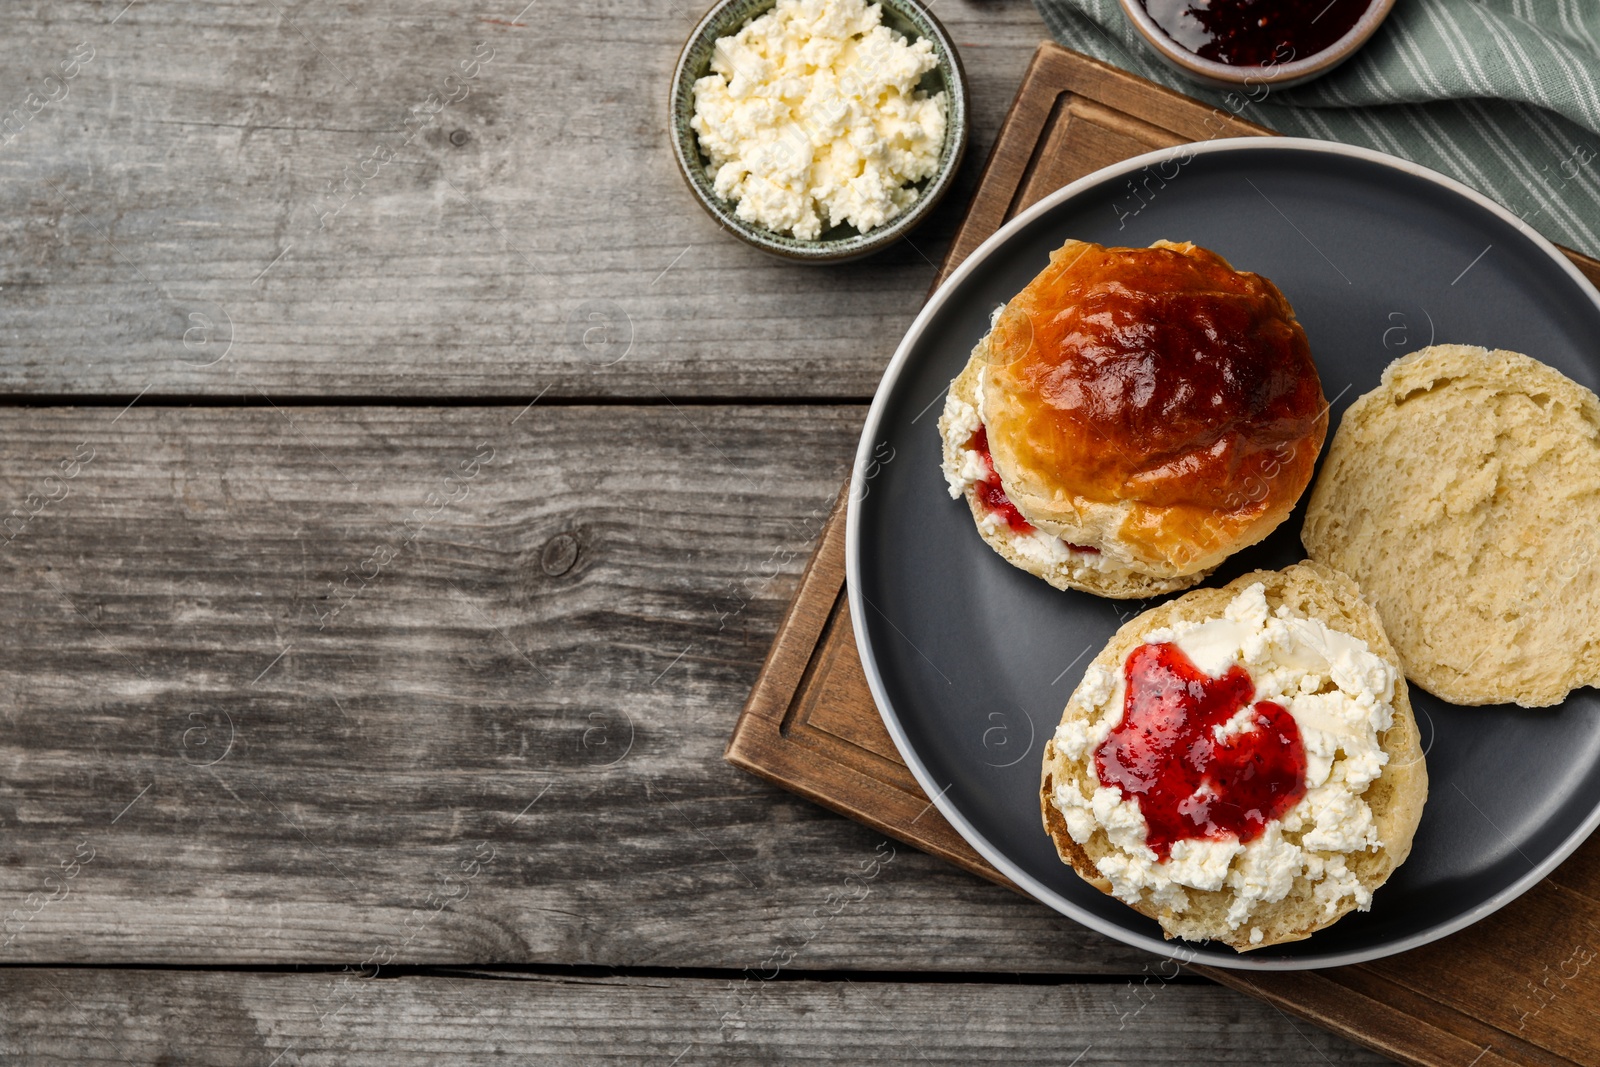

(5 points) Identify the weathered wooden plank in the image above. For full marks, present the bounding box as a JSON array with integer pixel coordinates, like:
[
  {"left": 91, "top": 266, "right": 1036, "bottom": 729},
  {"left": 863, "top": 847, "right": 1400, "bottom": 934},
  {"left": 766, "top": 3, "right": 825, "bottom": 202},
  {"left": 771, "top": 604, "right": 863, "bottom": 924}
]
[
  {"left": 0, "top": 403, "right": 1148, "bottom": 972},
  {"left": 0, "top": 968, "right": 1394, "bottom": 1064},
  {"left": 0, "top": 0, "right": 1047, "bottom": 399},
  {"left": 722, "top": 41, "right": 1600, "bottom": 1067}
]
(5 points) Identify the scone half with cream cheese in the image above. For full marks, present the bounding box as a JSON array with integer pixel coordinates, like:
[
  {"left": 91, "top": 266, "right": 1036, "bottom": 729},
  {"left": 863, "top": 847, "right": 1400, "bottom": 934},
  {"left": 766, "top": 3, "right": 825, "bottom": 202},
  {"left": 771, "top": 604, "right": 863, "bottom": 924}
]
[
  {"left": 1040, "top": 562, "right": 1427, "bottom": 951},
  {"left": 939, "top": 239, "right": 1327, "bottom": 598}
]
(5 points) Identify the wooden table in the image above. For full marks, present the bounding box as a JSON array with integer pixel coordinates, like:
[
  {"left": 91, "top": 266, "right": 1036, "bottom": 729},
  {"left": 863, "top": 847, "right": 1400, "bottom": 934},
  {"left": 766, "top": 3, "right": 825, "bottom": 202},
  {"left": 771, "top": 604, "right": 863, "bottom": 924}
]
[{"left": 0, "top": 2, "right": 1393, "bottom": 1061}]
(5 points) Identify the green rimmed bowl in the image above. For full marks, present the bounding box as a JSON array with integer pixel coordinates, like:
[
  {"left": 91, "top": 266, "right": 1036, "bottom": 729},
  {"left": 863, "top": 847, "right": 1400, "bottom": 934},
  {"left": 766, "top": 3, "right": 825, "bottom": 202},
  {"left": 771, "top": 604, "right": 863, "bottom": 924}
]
[{"left": 670, "top": 0, "right": 968, "bottom": 264}]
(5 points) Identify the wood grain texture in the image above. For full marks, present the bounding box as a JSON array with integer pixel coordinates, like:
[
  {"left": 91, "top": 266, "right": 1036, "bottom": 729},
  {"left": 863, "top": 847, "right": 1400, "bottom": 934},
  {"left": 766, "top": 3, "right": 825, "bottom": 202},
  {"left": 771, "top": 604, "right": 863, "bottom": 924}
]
[
  {"left": 731, "top": 487, "right": 1600, "bottom": 1065},
  {"left": 0, "top": 402, "right": 1157, "bottom": 972},
  {"left": 0, "top": 968, "right": 1393, "bottom": 1064},
  {"left": 727, "top": 489, "right": 1020, "bottom": 891},
  {"left": 939, "top": 44, "right": 1271, "bottom": 277},
  {"left": 0, "top": 0, "right": 1048, "bottom": 399},
  {"left": 726, "top": 46, "right": 1282, "bottom": 894},
  {"left": 726, "top": 41, "right": 1600, "bottom": 1067}
]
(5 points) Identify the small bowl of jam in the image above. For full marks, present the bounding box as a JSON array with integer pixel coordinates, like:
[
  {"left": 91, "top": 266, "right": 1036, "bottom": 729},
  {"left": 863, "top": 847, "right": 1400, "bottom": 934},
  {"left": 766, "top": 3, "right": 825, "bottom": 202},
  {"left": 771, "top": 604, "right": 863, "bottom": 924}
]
[{"left": 1119, "top": 0, "right": 1396, "bottom": 90}]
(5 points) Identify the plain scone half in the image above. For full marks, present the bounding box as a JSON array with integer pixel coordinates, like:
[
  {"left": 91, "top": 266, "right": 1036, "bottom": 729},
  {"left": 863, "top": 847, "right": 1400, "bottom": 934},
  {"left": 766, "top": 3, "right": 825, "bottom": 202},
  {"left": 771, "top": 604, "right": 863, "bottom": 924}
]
[
  {"left": 939, "top": 238, "right": 1327, "bottom": 599},
  {"left": 1040, "top": 562, "right": 1427, "bottom": 951},
  {"left": 1303, "top": 344, "right": 1600, "bottom": 707}
]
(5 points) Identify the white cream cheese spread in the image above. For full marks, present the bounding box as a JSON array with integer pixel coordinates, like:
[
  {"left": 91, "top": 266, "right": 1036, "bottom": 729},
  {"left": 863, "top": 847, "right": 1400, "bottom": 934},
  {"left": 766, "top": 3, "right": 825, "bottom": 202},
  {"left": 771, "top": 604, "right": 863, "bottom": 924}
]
[
  {"left": 939, "top": 359, "right": 1141, "bottom": 579},
  {"left": 690, "top": 0, "right": 947, "bottom": 239}
]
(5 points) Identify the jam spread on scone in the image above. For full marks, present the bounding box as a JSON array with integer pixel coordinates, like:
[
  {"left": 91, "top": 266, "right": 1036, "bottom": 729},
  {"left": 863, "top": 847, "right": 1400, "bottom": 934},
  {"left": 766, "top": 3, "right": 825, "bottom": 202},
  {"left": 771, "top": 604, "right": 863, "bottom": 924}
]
[
  {"left": 1096, "top": 641, "right": 1307, "bottom": 860},
  {"left": 969, "top": 426, "right": 1033, "bottom": 533},
  {"left": 969, "top": 426, "right": 1100, "bottom": 550}
]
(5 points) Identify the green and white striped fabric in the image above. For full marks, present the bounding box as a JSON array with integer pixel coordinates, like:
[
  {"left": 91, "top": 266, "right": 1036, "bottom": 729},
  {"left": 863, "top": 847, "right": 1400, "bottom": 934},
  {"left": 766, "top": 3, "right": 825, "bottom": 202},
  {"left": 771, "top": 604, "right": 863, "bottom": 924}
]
[{"left": 1031, "top": 0, "right": 1600, "bottom": 256}]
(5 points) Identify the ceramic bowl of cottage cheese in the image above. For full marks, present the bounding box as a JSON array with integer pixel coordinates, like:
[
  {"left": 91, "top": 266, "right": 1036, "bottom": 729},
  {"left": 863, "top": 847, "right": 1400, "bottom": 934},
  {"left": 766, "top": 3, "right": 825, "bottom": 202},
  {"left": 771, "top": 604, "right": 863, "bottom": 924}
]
[{"left": 670, "top": 0, "right": 968, "bottom": 263}]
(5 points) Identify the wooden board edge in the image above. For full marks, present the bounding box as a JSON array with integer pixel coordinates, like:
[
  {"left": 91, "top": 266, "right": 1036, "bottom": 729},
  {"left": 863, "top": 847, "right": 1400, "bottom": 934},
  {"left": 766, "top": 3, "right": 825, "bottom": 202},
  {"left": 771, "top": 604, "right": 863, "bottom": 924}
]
[
  {"left": 1335, "top": 965, "right": 1579, "bottom": 1067},
  {"left": 724, "top": 486, "right": 849, "bottom": 762},
  {"left": 935, "top": 43, "right": 1069, "bottom": 291},
  {"left": 1200, "top": 968, "right": 1538, "bottom": 1067},
  {"left": 724, "top": 492, "right": 1018, "bottom": 891},
  {"left": 1033, "top": 41, "right": 1274, "bottom": 140},
  {"left": 727, "top": 720, "right": 1020, "bottom": 894},
  {"left": 936, "top": 43, "right": 1277, "bottom": 290},
  {"left": 1559, "top": 244, "right": 1600, "bottom": 289}
]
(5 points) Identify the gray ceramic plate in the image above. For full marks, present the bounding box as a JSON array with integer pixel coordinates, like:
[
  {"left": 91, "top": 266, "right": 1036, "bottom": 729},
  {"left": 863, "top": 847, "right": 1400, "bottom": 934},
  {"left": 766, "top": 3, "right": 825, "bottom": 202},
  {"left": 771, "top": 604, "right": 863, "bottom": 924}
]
[{"left": 846, "top": 138, "right": 1600, "bottom": 969}]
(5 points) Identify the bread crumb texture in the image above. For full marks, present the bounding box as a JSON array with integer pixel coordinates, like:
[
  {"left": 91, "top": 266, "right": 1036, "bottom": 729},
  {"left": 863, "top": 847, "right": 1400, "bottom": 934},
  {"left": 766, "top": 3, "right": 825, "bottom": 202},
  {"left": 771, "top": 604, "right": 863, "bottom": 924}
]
[{"left": 1303, "top": 344, "right": 1600, "bottom": 707}]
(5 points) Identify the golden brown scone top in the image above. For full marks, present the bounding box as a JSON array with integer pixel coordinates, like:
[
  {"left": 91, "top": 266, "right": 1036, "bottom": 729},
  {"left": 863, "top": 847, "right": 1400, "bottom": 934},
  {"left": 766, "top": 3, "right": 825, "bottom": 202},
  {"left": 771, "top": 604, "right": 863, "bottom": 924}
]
[{"left": 984, "top": 240, "right": 1327, "bottom": 567}]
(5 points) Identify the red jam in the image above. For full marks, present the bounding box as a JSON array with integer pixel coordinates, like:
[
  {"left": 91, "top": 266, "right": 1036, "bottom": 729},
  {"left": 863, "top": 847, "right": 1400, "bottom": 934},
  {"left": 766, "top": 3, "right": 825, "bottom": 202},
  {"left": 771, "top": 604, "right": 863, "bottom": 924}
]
[
  {"left": 969, "top": 426, "right": 1100, "bottom": 553},
  {"left": 1095, "top": 642, "right": 1306, "bottom": 861},
  {"left": 1140, "top": 0, "right": 1374, "bottom": 67},
  {"left": 970, "top": 426, "right": 1034, "bottom": 533}
]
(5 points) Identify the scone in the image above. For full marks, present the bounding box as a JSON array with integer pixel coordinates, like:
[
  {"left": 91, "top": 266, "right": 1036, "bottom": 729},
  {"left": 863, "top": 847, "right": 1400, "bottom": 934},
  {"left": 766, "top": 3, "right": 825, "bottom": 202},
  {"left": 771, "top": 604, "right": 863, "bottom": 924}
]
[
  {"left": 1302, "top": 344, "right": 1600, "bottom": 707},
  {"left": 1040, "top": 562, "right": 1427, "bottom": 951},
  {"left": 939, "top": 239, "right": 1327, "bottom": 598}
]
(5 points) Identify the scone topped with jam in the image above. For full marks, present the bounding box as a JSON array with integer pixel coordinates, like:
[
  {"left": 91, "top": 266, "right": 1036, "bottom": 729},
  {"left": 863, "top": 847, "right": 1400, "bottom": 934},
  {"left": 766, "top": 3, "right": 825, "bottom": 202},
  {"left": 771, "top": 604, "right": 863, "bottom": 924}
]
[
  {"left": 941, "top": 239, "right": 1326, "bottom": 598},
  {"left": 1040, "top": 563, "right": 1427, "bottom": 951}
]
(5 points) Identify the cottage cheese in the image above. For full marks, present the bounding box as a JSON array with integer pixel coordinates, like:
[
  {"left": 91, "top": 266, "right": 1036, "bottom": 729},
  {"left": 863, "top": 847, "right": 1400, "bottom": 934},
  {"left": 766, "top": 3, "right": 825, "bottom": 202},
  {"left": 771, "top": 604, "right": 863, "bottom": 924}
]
[
  {"left": 939, "top": 356, "right": 1142, "bottom": 579},
  {"left": 1049, "top": 583, "right": 1397, "bottom": 931},
  {"left": 690, "top": 0, "right": 947, "bottom": 239}
]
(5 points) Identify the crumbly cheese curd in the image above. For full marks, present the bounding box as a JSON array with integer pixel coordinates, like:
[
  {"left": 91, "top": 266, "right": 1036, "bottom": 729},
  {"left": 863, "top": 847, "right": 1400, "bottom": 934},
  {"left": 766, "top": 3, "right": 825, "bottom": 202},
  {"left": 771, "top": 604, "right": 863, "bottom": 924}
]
[
  {"left": 1049, "top": 583, "right": 1397, "bottom": 932},
  {"left": 690, "top": 0, "right": 947, "bottom": 239},
  {"left": 938, "top": 350, "right": 1142, "bottom": 580}
]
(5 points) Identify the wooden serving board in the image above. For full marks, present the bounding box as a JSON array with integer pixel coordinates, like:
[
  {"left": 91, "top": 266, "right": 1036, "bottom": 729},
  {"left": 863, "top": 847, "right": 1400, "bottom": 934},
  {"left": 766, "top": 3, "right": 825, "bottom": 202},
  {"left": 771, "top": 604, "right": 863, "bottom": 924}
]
[{"left": 727, "top": 42, "right": 1600, "bottom": 1067}]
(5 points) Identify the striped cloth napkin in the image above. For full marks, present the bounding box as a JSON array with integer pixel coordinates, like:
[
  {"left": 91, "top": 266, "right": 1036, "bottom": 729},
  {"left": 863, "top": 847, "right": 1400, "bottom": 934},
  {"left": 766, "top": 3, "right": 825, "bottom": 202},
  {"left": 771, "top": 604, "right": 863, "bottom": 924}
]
[{"left": 1031, "top": 0, "right": 1600, "bottom": 257}]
